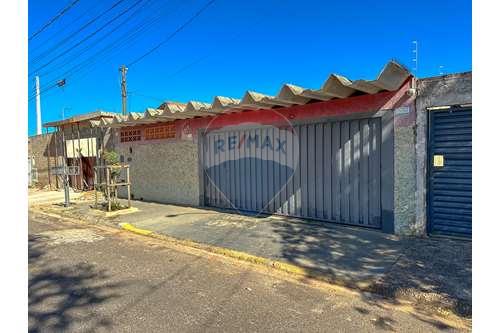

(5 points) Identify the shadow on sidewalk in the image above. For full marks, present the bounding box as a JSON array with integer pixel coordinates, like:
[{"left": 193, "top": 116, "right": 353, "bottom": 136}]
[{"left": 271, "top": 220, "right": 472, "bottom": 318}]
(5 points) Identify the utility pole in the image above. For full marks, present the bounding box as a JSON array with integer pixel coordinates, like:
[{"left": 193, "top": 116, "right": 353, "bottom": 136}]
[
  {"left": 35, "top": 76, "right": 42, "bottom": 135},
  {"left": 119, "top": 65, "right": 128, "bottom": 115}
]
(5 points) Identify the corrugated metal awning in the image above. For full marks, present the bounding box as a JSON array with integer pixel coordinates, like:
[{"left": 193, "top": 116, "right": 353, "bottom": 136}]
[
  {"left": 44, "top": 110, "right": 116, "bottom": 128},
  {"left": 91, "top": 61, "right": 410, "bottom": 128}
]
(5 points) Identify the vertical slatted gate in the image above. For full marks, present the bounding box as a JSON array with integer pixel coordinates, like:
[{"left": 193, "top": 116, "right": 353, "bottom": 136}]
[
  {"left": 428, "top": 107, "right": 472, "bottom": 237},
  {"left": 202, "top": 117, "right": 385, "bottom": 228}
]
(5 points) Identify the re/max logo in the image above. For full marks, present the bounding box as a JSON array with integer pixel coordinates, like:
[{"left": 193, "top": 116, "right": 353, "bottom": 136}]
[{"left": 213, "top": 134, "right": 287, "bottom": 154}]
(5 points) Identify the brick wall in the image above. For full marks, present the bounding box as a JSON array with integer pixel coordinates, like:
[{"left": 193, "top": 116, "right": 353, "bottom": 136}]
[{"left": 28, "top": 133, "right": 62, "bottom": 188}]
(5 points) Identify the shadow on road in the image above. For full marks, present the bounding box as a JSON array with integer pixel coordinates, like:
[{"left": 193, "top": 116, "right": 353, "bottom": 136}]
[{"left": 28, "top": 234, "right": 123, "bottom": 332}]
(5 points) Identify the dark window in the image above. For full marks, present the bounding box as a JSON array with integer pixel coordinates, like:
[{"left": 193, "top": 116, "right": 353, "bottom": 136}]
[{"left": 120, "top": 129, "right": 141, "bottom": 142}]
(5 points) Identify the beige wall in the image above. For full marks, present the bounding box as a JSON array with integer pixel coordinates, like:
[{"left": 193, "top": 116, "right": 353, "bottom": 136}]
[{"left": 116, "top": 139, "right": 200, "bottom": 206}]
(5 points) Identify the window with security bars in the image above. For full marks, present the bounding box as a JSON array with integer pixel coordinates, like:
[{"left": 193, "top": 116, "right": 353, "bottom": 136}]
[
  {"left": 120, "top": 129, "right": 141, "bottom": 142},
  {"left": 144, "top": 124, "right": 176, "bottom": 140}
]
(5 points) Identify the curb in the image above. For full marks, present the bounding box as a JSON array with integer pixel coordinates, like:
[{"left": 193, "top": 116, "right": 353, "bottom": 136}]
[
  {"left": 119, "top": 223, "right": 308, "bottom": 275},
  {"left": 117, "top": 223, "right": 372, "bottom": 291},
  {"left": 32, "top": 209, "right": 331, "bottom": 287},
  {"left": 30, "top": 208, "right": 471, "bottom": 326},
  {"left": 106, "top": 207, "right": 140, "bottom": 218},
  {"left": 119, "top": 223, "right": 152, "bottom": 235},
  {"left": 116, "top": 222, "right": 471, "bottom": 326}
]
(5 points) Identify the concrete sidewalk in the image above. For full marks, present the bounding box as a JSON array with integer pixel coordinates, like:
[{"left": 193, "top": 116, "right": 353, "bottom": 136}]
[
  {"left": 128, "top": 207, "right": 403, "bottom": 286},
  {"left": 31, "top": 195, "right": 472, "bottom": 317},
  {"left": 28, "top": 189, "right": 82, "bottom": 206}
]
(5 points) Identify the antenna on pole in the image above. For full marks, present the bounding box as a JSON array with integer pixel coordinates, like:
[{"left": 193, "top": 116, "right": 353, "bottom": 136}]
[
  {"left": 412, "top": 40, "right": 418, "bottom": 76},
  {"left": 119, "top": 65, "right": 128, "bottom": 115}
]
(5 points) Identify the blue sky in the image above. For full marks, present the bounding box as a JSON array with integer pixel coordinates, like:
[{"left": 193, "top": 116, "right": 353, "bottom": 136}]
[{"left": 28, "top": 0, "right": 471, "bottom": 135}]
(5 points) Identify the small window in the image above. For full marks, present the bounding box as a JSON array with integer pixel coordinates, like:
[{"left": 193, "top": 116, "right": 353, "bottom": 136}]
[
  {"left": 120, "top": 129, "right": 141, "bottom": 142},
  {"left": 144, "top": 124, "right": 176, "bottom": 140}
]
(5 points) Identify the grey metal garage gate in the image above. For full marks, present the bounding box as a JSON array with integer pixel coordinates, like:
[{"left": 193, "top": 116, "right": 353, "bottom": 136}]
[
  {"left": 427, "top": 107, "right": 472, "bottom": 237},
  {"left": 200, "top": 112, "right": 394, "bottom": 232}
]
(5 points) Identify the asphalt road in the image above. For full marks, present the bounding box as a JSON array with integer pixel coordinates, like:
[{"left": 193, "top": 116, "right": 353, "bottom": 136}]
[{"left": 28, "top": 212, "right": 466, "bottom": 332}]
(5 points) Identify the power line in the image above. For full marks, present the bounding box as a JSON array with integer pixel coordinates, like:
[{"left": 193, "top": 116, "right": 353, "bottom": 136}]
[
  {"left": 31, "top": 0, "right": 246, "bottom": 103},
  {"left": 30, "top": 0, "right": 144, "bottom": 76},
  {"left": 27, "top": 0, "right": 178, "bottom": 101},
  {"left": 36, "top": 0, "right": 156, "bottom": 79},
  {"left": 29, "top": 0, "right": 147, "bottom": 76},
  {"left": 150, "top": 12, "right": 269, "bottom": 82},
  {"left": 95, "top": 0, "right": 189, "bottom": 58},
  {"left": 128, "top": 0, "right": 217, "bottom": 67},
  {"left": 35, "top": 0, "right": 188, "bottom": 88},
  {"left": 81, "top": 0, "right": 188, "bottom": 72},
  {"left": 29, "top": 0, "right": 82, "bottom": 41},
  {"left": 30, "top": 0, "right": 281, "bottom": 109},
  {"left": 126, "top": 15, "right": 270, "bottom": 104},
  {"left": 28, "top": 81, "right": 60, "bottom": 102},
  {"left": 29, "top": 2, "right": 99, "bottom": 55},
  {"left": 30, "top": 0, "right": 128, "bottom": 65},
  {"left": 29, "top": 0, "right": 214, "bottom": 101},
  {"left": 34, "top": 0, "right": 196, "bottom": 84}
]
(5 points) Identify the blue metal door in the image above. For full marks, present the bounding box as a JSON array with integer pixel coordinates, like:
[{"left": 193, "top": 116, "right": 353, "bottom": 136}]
[{"left": 428, "top": 107, "right": 472, "bottom": 237}]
